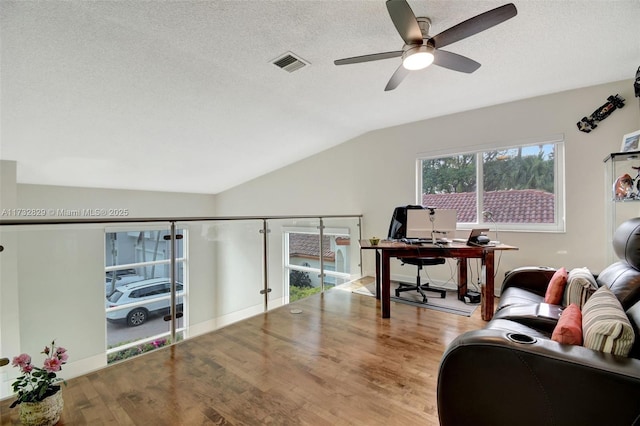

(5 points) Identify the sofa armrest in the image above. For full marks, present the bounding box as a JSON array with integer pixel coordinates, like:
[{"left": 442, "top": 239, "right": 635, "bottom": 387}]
[
  {"left": 437, "top": 329, "right": 640, "bottom": 426},
  {"left": 501, "top": 266, "right": 557, "bottom": 296}
]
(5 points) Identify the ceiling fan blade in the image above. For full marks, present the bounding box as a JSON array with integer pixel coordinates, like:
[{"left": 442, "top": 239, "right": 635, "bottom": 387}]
[
  {"left": 334, "top": 51, "right": 403, "bottom": 66},
  {"left": 431, "top": 3, "right": 517, "bottom": 49},
  {"left": 386, "top": 0, "right": 423, "bottom": 45},
  {"left": 433, "top": 49, "right": 481, "bottom": 73},
  {"left": 384, "top": 64, "right": 410, "bottom": 91}
]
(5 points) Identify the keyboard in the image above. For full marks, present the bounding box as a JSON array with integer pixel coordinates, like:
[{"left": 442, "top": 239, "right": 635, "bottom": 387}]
[{"left": 402, "top": 238, "right": 449, "bottom": 244}]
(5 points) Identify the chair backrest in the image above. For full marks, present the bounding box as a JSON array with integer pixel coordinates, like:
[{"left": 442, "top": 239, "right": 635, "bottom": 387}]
[
  {"left": 613, "top": 217, "right": 640, "bottom": 270},
  {"left": 387, "top": 205, "right": 424, "bottom": 239},
  {"left": 596, "top": 217, "right": 640, "bottom": 311}
]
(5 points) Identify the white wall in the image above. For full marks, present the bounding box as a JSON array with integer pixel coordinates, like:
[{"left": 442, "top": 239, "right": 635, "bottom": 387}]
[
  {"left": 0, "top": 161, "right": 19, "bottom": 390},
  {"left": 17, "top": 183, "right": 216, "bottom": 219},
  {"left": 1, "top": 79, "right": 640, "bottom": 395},
  {"left": 0, "top": 173, "right": 219, "bottom": 397},
  {"left": 215, "top": 79, "right": 640, "bottom": 286}
]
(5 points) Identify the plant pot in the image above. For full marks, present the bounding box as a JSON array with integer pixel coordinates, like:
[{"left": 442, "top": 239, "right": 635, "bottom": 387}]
[{"left": 18, "top": 391, "right": 64, "bottom": 426}]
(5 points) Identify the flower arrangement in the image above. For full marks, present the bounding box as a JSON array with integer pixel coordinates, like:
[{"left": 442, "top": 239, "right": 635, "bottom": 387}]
[{"left": 9, "top": 340, "right": 68, "bottom": 408}]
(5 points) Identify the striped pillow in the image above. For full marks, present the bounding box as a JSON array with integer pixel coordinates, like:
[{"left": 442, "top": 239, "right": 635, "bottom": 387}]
[
  {"left": 563, "top": 267, "right": 597, "bottom": 308},
  {"left": 582, "top": 285, "right": 635, "bottom": 357}
]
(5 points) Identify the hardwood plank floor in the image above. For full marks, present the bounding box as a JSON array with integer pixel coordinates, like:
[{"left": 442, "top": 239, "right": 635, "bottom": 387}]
[{"left": 0, "top": 282, "right": 487, "bottom": 425}]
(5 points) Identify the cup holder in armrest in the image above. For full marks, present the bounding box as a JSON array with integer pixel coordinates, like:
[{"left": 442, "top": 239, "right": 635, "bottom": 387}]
[{"left": 506, "top": 333, "right": 537, "bottom": 344}]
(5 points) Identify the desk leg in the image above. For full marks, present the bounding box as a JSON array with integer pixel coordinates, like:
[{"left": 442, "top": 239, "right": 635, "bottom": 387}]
[
  {"left": 457, "top": 258, "right": 467, "bottom": 300},
  {"left": 375, "top": 250, "right": 381, "bottom": 300},
  {"left": 381, "top": 252, "right": 391, "bottom": 318},
  {"left": 481, "top": 251, "right": 495, "bottom": 321}
]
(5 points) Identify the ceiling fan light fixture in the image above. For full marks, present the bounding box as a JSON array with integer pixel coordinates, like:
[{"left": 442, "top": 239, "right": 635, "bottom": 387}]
[{"left": 402, "top": 45, "right": 435, "bottom": 70}]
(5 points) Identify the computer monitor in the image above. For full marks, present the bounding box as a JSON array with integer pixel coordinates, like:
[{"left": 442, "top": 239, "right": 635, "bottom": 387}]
[{"left": 405, "top": 208, "right": 457, "bottom": 240}]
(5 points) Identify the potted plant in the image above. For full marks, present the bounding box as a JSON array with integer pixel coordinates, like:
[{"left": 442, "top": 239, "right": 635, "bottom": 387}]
[{"left": 10, "top": 340, "right": 68, "bottom": 426}]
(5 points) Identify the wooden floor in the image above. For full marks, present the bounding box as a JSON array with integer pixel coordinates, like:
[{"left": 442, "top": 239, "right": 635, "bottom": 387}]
[{"left": 0, "top": 281, "right": 487, "bottom": 425}]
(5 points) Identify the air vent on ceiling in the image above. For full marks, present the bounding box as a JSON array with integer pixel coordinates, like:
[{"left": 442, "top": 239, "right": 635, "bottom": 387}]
[{"left": 271, "top": 52, "right": 309, "bottom": 73}]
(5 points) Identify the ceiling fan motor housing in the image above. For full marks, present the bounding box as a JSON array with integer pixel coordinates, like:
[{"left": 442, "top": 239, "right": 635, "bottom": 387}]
[{"left": 416, "top": 17, "right": 432, "bottom": 39}]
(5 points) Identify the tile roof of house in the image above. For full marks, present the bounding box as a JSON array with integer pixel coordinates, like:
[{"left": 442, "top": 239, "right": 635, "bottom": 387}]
[
  {"left": 423, "top": 190, "right": 555, "bottom": 223},
  {"left": 289, "top": 234, "right": 335, "bottom": 261}
]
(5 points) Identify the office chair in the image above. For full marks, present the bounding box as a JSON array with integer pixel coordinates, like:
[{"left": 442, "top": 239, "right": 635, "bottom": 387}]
[{"left": 388, "top": 205, "right": 447, "bottom": 303}]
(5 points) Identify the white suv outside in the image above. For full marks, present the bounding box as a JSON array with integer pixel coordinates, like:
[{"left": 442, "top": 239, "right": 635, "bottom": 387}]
[
  {"left": 105, "top": 274, "right": 145, "bottom": 296},
  {"left": 106, "top": 278, "right": 184, "bottom": 327}
]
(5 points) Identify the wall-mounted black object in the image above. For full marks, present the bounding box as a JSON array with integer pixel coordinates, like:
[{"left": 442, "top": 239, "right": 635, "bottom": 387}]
[
  {"left": 577, "top": 94, "right": 625, "bottom": 133},
  {"left": 634, "top": 66, "right": 639, "bottom": 98}
]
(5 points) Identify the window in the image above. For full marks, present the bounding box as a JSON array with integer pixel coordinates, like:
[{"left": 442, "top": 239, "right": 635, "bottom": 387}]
[
  {"left": 283, "top": 227, "right": 353, "bottom": 303},
  {"left": 105, "top": 227, "right": 186, "bottom": 363},
  {"left": 418, "top": 138, "right": 564, "bottom": 232}
]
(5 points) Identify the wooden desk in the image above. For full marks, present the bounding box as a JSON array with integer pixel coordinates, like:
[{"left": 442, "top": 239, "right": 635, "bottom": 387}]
[{"left": 360, "top": 240, "right": 518, "bottom": 321}]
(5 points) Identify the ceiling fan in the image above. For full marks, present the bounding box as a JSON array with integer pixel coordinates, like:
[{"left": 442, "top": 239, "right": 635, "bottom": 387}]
[{"left": 334, "top": 1, "right": 517, "bottom": 91}]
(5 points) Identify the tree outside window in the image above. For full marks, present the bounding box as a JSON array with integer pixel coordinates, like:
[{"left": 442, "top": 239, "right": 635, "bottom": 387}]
[{"left": 420, "top": 142, "right": 562, "bottom": 228}]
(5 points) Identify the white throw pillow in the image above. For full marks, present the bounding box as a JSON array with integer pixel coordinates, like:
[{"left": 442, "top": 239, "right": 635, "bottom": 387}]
[{"left": 563, "top": 267, "right": 597, "bottom": 308}]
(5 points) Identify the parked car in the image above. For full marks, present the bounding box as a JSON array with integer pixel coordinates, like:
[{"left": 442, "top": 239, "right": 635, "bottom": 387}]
[
  {"left": 105, "top": 268, "right": 138, "bottom": 279},
  {"left": 106, "top": 278, "right": 184, "bottom": 327},
  {"left": 105, "top": 273, "right": 145, "bottom": 296}
]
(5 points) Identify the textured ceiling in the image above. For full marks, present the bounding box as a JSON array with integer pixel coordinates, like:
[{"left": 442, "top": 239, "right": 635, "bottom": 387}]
[{"left": 1, "top": 0, "right": 639, "bottom": 194}]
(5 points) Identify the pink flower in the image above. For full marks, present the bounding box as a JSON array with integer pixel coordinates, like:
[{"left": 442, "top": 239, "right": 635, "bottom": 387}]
[
  {"left": 151, "top": 339, "right": 166, "bottom": 348},
  {"left": 43, "top": 357, "right": 62, "bottom": 373},
  {"left": 55, "top": 347, "right": 68, "bottom": 363},
  {"left": 11, "top": 354, "right": 31, "bottom": 370},
  {"left": 10, "top": 340, "right": 69, "bottom": 405}
]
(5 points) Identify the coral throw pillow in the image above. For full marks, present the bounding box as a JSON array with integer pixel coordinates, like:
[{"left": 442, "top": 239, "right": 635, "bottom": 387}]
[
  {"left": 544, "top": 267, "right": 568, "bottom": 305},
  {"left": 552, "top": 304, "right": 583, "bottom": 345}
]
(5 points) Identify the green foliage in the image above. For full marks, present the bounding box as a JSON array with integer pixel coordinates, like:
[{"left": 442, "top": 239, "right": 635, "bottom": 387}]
[
  {"left": 10, "top": 372, "right": 61, "bottom": 407},
  {"left": 290, "top": 269, "right": 312, "bottom": 288},
  {"left": 289, "top": 283, "right": 335, "bottom": 303},
  {"left": 107, "top": 336, "right": 182, "bottom": 364},
  {"left": 289, "top": 285, "right": 322, "bottom": 302},
  {"left": 422, "top": 146, "right": 554, "bottom": 195},
  {"left": 483, "top": 147, "right": 554, "bottom": 192},
  {"left": 422, "top": 154, "right": 476, "bottom": 193}
]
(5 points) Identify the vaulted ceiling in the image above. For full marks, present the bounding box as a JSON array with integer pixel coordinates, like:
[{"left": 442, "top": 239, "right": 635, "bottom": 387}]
[{"left": 2, "top": 1, "right": 639, "bottom": 194}]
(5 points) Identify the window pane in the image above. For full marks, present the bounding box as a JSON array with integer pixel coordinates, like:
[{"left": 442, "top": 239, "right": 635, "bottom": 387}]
[
  {"left": 421, "top": 154, "right": 477, "bottom": 222},
  {"left": 105, "top": 230, "right": 185, "bottom": 264},
  {"left": 482, "top": 144, "right": 555, "bottom": 223},
  {"left": 105, "top": 228, "right": 186, "bottom": 364},
  {"left": 419, "top": 141, "right": 561, "bottom": 229},
  {"left": 286, "top": 231, "right": 352, "bottom": 302}
]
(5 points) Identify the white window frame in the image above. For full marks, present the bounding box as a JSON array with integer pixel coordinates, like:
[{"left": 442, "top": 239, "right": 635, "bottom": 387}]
[
  {"left": 283, "top": 226, "right": 353, "bottom": 304},
  {"left": 105, "top": 225, "right": 188, "bottom": 355},
  {"left": 416, "top": 134, "right": 566, "bottom": 233}
]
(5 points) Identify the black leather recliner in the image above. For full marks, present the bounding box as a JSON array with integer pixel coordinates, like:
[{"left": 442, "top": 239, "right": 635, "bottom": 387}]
[{"left": 437, "top": 218, "right": 640, "bottom": 426}]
